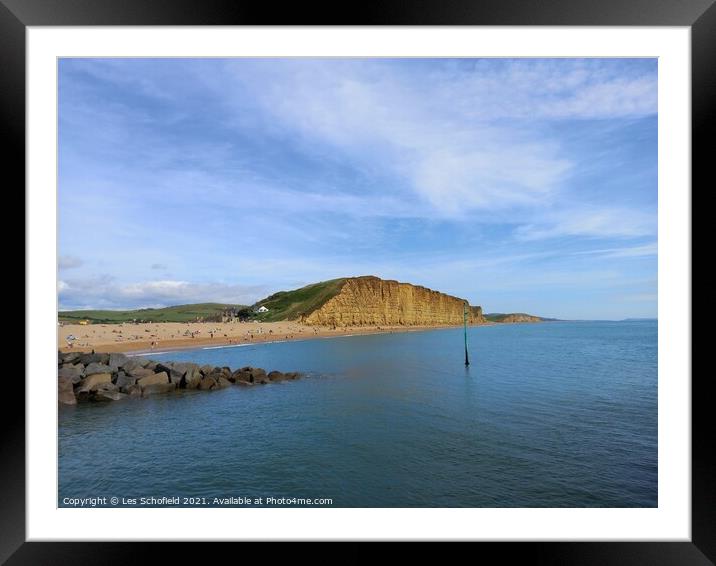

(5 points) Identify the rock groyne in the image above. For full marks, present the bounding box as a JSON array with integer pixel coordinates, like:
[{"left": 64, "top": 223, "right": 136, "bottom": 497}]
[{"left": 58, "top": 351, "right": 301, "bottom": 406}]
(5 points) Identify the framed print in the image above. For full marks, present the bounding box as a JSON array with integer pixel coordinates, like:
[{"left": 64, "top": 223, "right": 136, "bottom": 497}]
[{"left": 6, "top": 0, "right": 710, "bottom": 562}]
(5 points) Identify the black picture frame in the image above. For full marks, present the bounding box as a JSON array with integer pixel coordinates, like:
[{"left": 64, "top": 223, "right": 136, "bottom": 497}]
[{"left": 5, "top": 0, "right": 708, "bottom": 562}]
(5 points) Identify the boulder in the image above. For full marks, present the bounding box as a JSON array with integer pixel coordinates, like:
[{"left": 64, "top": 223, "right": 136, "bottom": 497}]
[
  {"left": 183, "top": 368, "right": 202, "bottom": 389},
  {"left": 126, "top": 367, "right": 155, "bottom": 379},
  {"left": 154, "top": 362, "right": 173, "bottom": 374},
  {"left": 171, "top": 362, "right": 199, "bottom": 376},
  {"left": 115, "top": 371, "right": 135, "bottom": 389},
  {"left": 137, "top": 371, "right": 169, "bottom": 387},
  {"left": 206, "top": 370, "right": 224, "bottom": 382},
  {"left": 198, "top": 376, "right": 217, "bottom": 390},
  {"left": 284, "top": 372, "right": 300, "bottom": 381},
  {"left": 168, "top": 372, "right": 185, "bottom": 386},
  {"left": 156, "top": 363, "right": 184, "bottom": 384},
  {"left": 98, "top": 353, "right": 110, "bottom": 365},
  {"left": 144, "top": 361, "right": 158, "bottom": 370},
  {"left": 76, "top": 373, "right": 112, "bottom": 393},
  {"left": 123, "top": 384, "right": 142, "bottom": 397},
  {"left": 58, "top": 365, "right": 84, "bottom": 383},
  {"left": 249, "top": 368, "right": 268, "bottom": 384},
  {"left": 216, "top": 377, "right": 232, "bottom": 389},
  {"left": 58, "top": 376, "right": 76, "bottom": 405},
  {"left": 267, "top": 371, "right": 286, "bottom": 382},
  {"left": 60, "top": 352, "right": 81, "bottom": 365},
  {"left": 59, "top": 389, "right": 77, "bottom": 405},
  {"left": 121, "top": 359, "right": 145, "bottom": 374},
  {"left": 94, "top": 390, "right": 127, "bottom": 402},
  {"left": 78, "top": 353, "right": 102, "bottom": 365},
  {"left": 200, "top": 364, "right": 214, "bottom": 375},
  {"left": 95, "top": 382, "right": 119, "bottom": 393},
  {"left": 232, "top": 369, "right": 252, "bottom": 383},
  {"left": 84, "top": 362, "right": 113, "bottom": 376},
  {"left": 141, "top": 382, "right": 176, "bottom": 397},
  {"left": 232, "top": 367, "right": 270, "bottom": 384},
  {"left": 108, "top": 352, "right": 129, "bottom": 371}
]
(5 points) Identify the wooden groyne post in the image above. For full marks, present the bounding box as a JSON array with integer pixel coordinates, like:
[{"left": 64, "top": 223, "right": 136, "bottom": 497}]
[{"left": 464, "top": 302, "right": 470, "bottom": 366}]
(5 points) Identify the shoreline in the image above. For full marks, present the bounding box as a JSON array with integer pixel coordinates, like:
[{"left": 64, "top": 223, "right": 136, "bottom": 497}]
[
  {"left": 58, "top": 320, "right": 506, "bottom": 356},
  {"left": 126, "top": 325, "right": 476, "bottom": 356}
]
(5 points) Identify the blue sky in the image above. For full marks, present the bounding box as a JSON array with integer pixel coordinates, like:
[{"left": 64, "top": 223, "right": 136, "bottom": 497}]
[{"left": 58, "top": 58, "right": 657, "bottom": 319}]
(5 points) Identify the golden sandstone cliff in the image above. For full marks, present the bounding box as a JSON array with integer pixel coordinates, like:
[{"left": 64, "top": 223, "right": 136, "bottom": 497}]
[{"left": 300, "top": 276, "right": 486, "bottom": 327}]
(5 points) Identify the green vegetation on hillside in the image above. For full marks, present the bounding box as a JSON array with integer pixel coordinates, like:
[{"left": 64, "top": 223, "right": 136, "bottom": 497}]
[
  {"left": 250, "top": 278, "right": 347, "bottom": 322},
  {"left": 58, "top": 303, "right": 246, "bottom": 324},
  {"left": 484, "top": 313, "right": 508, "bottom": 322}
]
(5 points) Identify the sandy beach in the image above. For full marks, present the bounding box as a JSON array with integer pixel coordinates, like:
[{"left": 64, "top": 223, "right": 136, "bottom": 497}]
[{"left": 58, "top": 321, "right": 481, "bottom": 354}]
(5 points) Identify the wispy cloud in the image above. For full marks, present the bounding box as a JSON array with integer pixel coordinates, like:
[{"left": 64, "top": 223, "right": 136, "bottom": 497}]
[
  {"left": 571, "top": 242, "right": 658, "bottom": 258},
  {"left": 58, "top": 276, "right": 269, "bottom": 310},
  {"left": 221, "top": 60, "right": 574, "bottom": 217},
  {"left": 442, "top": 59, "right": 657, "bottom": 121},
  {"left": 57, "top": 58, "right": 658, "bottom": 319},
  {"left": 515, "top": 207, "right": 657, "bottom": 241}
]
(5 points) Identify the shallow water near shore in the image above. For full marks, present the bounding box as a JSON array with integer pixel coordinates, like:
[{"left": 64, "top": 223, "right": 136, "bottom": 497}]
[{"left": 58, "top": 320, "right": 657, "bottom": 507}]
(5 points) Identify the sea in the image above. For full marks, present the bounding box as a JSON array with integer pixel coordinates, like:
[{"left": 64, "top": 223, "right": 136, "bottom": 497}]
[{"left": 58, "top": 320, "right": 657, "bottom": 507}]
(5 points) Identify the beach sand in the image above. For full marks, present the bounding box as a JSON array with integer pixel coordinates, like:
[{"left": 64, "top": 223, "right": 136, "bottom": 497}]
[{"left": 57, "top": 320, "right": 481, "bottom": 354}]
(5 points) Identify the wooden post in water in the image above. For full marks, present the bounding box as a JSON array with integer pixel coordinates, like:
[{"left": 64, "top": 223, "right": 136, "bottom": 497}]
[{"left": 463, "top": 302, "right": 470, "bottom": 366}]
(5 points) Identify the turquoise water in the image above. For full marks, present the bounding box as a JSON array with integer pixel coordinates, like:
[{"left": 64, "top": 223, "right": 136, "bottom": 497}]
[{"left": 58, "top": 321, "right": 657, "bottom": 507}]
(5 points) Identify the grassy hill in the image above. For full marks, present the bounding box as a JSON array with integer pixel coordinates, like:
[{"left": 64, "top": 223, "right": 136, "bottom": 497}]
[
  {"left": 484, "top": 312, "right": 550, "bottom": 322},
  {"left": 249, "top": 278, "right": 347, "bottom": 322},
  {"left": 59, "top": 303, "right": 246, "bottom": 324}
]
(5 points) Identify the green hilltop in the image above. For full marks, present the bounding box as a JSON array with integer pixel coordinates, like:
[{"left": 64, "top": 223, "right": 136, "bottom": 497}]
[
  {"left": 58, "top": 278, "right": 350, "bottom": 325},
  {"left": 58, "top": 303, "right": 246, "bottom": 324},
  {"left": 248, "top": 278, "right": 347, "bottom": 322},
  {"left": 484, "top": 312, "right": 553, "bottom": 322}
]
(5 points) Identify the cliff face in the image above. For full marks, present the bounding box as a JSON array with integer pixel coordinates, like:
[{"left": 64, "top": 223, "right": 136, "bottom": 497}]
[
  {"left": 498, "top": 314, "right": 541, "bottom": 323},
  {"left": 300, "top": 276, "right": 485, "bottom": 327}
]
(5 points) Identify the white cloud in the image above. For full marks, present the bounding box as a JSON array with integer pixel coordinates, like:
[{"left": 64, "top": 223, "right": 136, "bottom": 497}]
[
  {"left": 221, "top": 60, "right": 574, "bottom": 218},
  {"left": 58, "top": 276, "right": 270, "bottom": 310},
  {"left": 515, "top": 207, "right": 657, "bottom": 241},
  {"left": 443, "top": 59, "right": 657, "bottom": 120},
  {"left": 572, "top": 242, "right": 658, "bottom": 258},
  {"left": 216, "top": 60, "right": 653, "bottom": 220}
]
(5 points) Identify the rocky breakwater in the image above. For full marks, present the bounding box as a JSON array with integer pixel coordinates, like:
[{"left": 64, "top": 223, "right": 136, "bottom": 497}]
[
  {"left": 58, "top": 351, "right": 302, "bottom": 406},
  {"left": 301, "top": 275, "right": 486, "bottom": 327}
]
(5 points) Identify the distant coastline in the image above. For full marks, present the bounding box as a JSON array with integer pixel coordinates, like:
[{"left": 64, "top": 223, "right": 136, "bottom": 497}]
[{"left": 58, "top": 276, "right": 553, "bottom": 354}]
